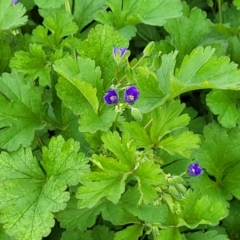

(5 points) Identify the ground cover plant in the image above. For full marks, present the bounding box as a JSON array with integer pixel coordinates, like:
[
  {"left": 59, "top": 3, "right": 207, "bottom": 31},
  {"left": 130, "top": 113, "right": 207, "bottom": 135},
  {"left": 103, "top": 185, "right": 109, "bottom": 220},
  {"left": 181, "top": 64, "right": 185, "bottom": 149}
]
[{"left": 1, "top": 0, "right": 240, "bottom": 239}]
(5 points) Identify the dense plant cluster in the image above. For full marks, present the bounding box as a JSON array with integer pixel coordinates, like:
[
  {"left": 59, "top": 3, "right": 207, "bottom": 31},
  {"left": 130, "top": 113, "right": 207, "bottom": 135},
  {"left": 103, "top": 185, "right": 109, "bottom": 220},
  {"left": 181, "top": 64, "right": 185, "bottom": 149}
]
[{"left": 1, "top": 0, "right": 240, "bottom": 239}]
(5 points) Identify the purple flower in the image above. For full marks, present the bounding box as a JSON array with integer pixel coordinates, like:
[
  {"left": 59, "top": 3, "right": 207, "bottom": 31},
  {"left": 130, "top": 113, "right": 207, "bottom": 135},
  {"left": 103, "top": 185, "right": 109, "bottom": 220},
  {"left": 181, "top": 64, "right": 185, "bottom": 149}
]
[
  {"left": 124, "top": 86, "right": 139, "bottom": 104},
  {"left": 188, "top": 163, "right": 202, "bottom": 176},
  {"left": 104, "top": 89, "right": 119, "bottom": 104},
  {"left": 12, "top": 0, "right": 18, "bottom": 5},
  {"left": 113, "top": 47, "right": 127, "bottom": 61}
]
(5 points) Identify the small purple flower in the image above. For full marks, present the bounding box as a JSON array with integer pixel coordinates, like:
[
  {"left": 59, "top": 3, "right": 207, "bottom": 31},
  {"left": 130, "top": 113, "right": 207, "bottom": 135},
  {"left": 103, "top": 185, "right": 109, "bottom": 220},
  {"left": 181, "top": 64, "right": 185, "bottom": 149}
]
[
  {"left": 12, "top": 0, "right": 18, "bottom": 5},
  {"left": 113, "top": 47, "right": 127, "bottom": 61},
  {"left": 188, "top": 163, "right": 202, "bottom": 176},
  {"left": 104, "top": 89, "right": 119, "bottom": 104},
  {"left": 124, "top": 86, "right": 140, "bottom": 104}
]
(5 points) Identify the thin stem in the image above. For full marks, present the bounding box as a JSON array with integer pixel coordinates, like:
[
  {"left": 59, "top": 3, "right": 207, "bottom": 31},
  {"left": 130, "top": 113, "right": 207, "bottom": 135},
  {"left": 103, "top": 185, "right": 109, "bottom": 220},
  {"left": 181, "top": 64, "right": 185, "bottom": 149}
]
[
  {"left": 217, "top": 0, "right": 222, "bottom": 24},
  {"left": 117, "top": 55, "right": 146, "bottom": 85},
  {"left": 65, "top": 0, "right": 77, "bottom": 61},
  {"left": 144, "top": 119, "right": 153, "bottom": 129}
]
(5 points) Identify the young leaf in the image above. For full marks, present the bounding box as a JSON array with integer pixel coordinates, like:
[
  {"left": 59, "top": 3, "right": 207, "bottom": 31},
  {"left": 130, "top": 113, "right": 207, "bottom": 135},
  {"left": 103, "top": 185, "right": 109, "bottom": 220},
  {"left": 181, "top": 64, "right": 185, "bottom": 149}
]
[
  {"left": 56, "top": 196, "right": 104, "bottom": 231},
  {"left": 78, "top": 107, "right": 116, "bottom": 133},
  {"left": 41, "top": 136, "right": 89, "bottom": 186},
  {"left": 158, "top": 131, "right": 200, "bottom": 158},
  {"left": 0, "top": 148, "right": 69, "bottom": 240},
  {"left": 101, "top": 131, "right": 136, "bottom": 168},
  {"left": 206, "top": 90, "right": 240, "bottom": 128},
  {"left": 43, "top": 10, "right": 79, "bottom": 39},
  {"left": 120, "top": 121, "right": 152, "bottom": 149},
  {"left": 193, "top": 123, "right": 240, "bottom": 182},
  {"left": 77, "top": 24, "right": 128, "bottom": 87},
  {"left": 0, "top": 0, "right": 27, "bottom": 33},
  {"left": 133, "top": 161, "right": 166, "bottom": 204},
  {"left": 73, "top": 0, "right": 107, "bottom": 31},
  {"left": 164, "top": 3, "right": 211, "bottom": 61},
  {"left": 77, "top": 155, "right": 131, "bottom": 209},
  {"left": 134, "top": 67, "right": 167, "bottom": 113},
  {"left": 150, "top": 100, "right": 190, "bottom": 143},
  {"left": 114, "top": 224, "right": 144, "bottom": 240},
  {"left": 0, "top": 72, "right": 48, "bottom": 151},
  {"left": 10, "top": 43, "right": 51, "bottom": 86}
]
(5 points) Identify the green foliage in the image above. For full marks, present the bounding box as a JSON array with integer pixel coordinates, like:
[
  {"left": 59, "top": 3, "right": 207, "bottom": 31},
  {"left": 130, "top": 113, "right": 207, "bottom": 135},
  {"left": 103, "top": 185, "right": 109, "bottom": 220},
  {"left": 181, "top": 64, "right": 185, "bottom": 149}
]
[
  {"left": 3, "top": 0, "right": 240, "bottom": 239},
  {"left": 77, "top": 24, "right": 128, "bottom": 87},
  {"left": 0, "top": 72, "right": 48, "bottom": 151},
  {"left": 193, "top": 123, "right": 240, "bottom": 183},
  {"left": 206, "top": 90, "right": 240, "bottom": 128},
  {"left": 0, "top": 0, "right": 27, "bottom": 33}
]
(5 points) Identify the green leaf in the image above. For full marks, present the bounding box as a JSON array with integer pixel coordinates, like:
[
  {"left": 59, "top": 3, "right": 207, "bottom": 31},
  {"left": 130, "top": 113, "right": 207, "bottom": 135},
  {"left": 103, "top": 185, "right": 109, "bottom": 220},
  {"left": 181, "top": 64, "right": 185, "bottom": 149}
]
[
  {"left": 77, "top": 155, "right": 130, "bottom": 208},
  {"left": 0, "top": 230, "right": 15, "bottom": 240},
  {"left": 0, "top": 148, "right": 69, "bottom": 240},
  {"left": 133, "top": 161, "right": 166, "bottom": 204},
  {"left": 184, "top": 230, "right": 229, "bottom": 240},
  {"left": 61, "top": 229, "right": 93, "bottom": 240},
  {"left": 134, "top": 67, "right": 167, "bottom": 113},
  {"left": 56, "top": 77, "right": 99, "bottom": 115},
  {"left": 134, "top": 0, "right": 182, "bottom": 26},
  {"left": 101, "top": 200, "right": 140, "bottom": 225},
  {"left": 56, "top": 196, "right": 103, "bottom": 231},
  {"left": 10, "top": 43, "right": 51, "bottom": 86},
  {"left": 179, "top": 190, "right": 229, "bottom": 228},
  {"left": 168, "top": 46, "right": 240, "bottom": 99},
  {"left": 164, "top": 3, "right": 211, "bottom": 61},
  {"left": 77, "top": 24, "right": 128, "bottom": 87},
  {"left": 156, "top": 51, "right": 178, "bottom": 95},
  {"left": 43, "top": 10, "right": 78, "bottom": 39},
  {"left": 34, "top": 0, "right": 64, "bottom": 8},
  {"left": 101, "top": 131, "right": 136, "bottom": 168},
  {"left": 120, "top": 122, "right": 151, "bottom": 149},
  {"left": 157, "top": 228, "right": 182, "bottom": 240},
  {"left": 0, "top": 72, "right": 47, "bottom": 151},
  {"left": 91, "top": 225, "right": 115, "bottom": 240},
  {"left": 206, "top": 90, "right": 240, "bottom": 128},
  {"left": 96, "top": 0, "right": 182, "bottom": 28},
  {"left": 222, "top": 161, "right": 240, "bottom": 199},
  {"left": 73, "top": 0, "right": 107, "bottom": 31},
  {"left": 121, "top": 187, "right": 169, "bottom": 224},
  {"left": 222, "top": 198, "right": 240, "bottom": 239},
  {"left": 193, "top": 123, "right": 240, "bottom": 182},
  {"left": 0, "top": 0, "right": 27, "bottom": 33},
  {"left": 41, "top": 136, "right": 89, "bottom": 186},
  {"left": 150, "top": 100, "right": 190, "bottom": 143},
  {"left": 233, "top": 0, "right": 240, "bottom": 9},
  {"left": 158, "top": 131, "right": 200, "bottom": 158},
  {"left": 114, "top": 224, "right": 144, "bottom": 240},
  {"left": 78, "top": 107, "right": 116, "bottom": 133}
]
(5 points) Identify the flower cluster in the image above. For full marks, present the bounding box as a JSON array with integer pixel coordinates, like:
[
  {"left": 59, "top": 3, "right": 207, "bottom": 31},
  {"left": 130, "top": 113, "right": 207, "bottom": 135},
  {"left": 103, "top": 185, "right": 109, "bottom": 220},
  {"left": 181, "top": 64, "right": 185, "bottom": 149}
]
[
  {"left": 104, "top": 86, "right": 139, "bottom": 105},
  {"left": 188, "top": 163, "right": 202, "bottom": 176}
]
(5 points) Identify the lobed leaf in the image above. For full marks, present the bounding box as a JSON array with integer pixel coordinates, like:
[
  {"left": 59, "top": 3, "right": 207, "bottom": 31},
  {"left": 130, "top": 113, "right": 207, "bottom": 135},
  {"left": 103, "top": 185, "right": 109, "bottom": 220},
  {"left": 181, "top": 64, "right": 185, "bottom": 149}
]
[
  {"left": 0, "top": 0, "right": 27, "bottom": 33},
  {"left": 0, "top": 148, "right": 69, "bottom": 240},
  {"left": 41, "top": 135, "right": 89, "bottom": 186},
  {"left": 0, "top": 72, "right": 47, "bottom": 151}
]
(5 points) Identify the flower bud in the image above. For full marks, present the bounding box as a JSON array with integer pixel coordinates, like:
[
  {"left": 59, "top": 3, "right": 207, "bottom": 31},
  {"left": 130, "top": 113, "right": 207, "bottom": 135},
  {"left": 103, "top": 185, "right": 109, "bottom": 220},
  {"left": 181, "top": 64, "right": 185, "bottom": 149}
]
[
  {"left": 131, "top": 107, "right": 142, "bottom": 121},
  {"left": 143, "top": 41, "right": 155, "bottom": 57}
]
